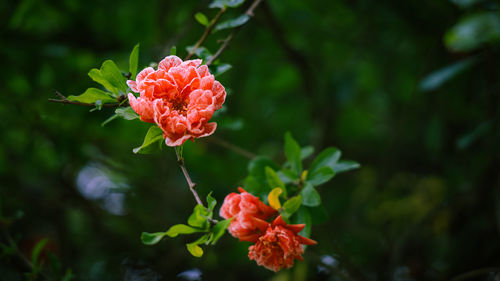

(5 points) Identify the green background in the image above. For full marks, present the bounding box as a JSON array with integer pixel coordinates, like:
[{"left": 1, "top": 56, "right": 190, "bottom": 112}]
[{"left": 1, "top": 0, "right": 500, "bottom": 280}]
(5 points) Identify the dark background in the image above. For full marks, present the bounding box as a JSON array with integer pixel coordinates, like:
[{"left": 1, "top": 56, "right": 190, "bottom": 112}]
[{"left": 1, "top": 0, "right": 500, "bottom": 280}]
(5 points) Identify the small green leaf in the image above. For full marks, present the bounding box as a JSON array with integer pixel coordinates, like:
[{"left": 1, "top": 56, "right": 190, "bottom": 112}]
[
  {"left": 213, "top": 14, "right": 249, "bottom": 33},
  {"left": 141, "top": 232, "right": 166, "bottom": 245},
  {"left": 186, "top": 234, "right": 210, "bottom": 257},
  {"left": 68, "top": 88, "right": 116, "bottom": 104},
  {"left": 88, "top": 60, "right": 127, "bottom": 96},
  {"left": 207, "top": 192, "right": 217, "bottom": 212},
  {"left": 170, "top": 46, "right": 177, "bottom": 55},
  {"left": 129, "top": 43, "right": 140, "bottom": 79},
  {"left": 293, "top": 207, "right": 312, "bottom": 238},
  {"left": 186, "top": 46, "right": 213, "bottom": 62},
  {"left": 31, "top": 238, "right": 48, "bottom": 265},
  {"left": 300, "top": 183, "right": 321, "bottom": 207},
  {"left": 301, "top": 146, "right": 315, "bottom": 160},
  {"left": 307, "top": 166, "right": 335, "bottom": 186},
  {"left": 333, "top": 160, "right": 360, "bottom": 173},
  {"left": 265, "top": 167, "right": 287, "bottom": 197},
  {"left": 188, "top": 204, "right": 210, "bottom": 229},
  {"left": 210, "top": 219, "right": 232, "bottom": 245},
  {"left": 444, "top": 12, "right": 500, "bottom": 52},
  {"left": 133, "top": 126, "right": 164, "bottom": 154},
  {"left": 309, "top": 147, "right": 341, "bottom": 175},
  {"left": 419, "top": 58, "right": 477, "bottom": 92},
  {"left": 278, "top": 169, "right": 299, "bottom": 184},
  {"left": 209, "top": 0, "right": 245, "bottom": 8},
  {"left": 282, "top": 195, "right": 302, "bottom": 219},
  {"left": 195, "top": 12, "right": 209, "bottom": 26},
  {"left": 166, "top": 224, "right": 204, "bottom": 237},
  {"left": 214, "top": 63, "right": 232, "bottom": 77},
  {"left": 116, "top": 107, "right": 139, "bottom": 120},
  {"left": 284, "top": 132, "right": 302, "bottom": 175}
]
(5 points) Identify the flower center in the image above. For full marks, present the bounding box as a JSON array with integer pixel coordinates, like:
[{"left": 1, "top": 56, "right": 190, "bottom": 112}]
[{"left": 170, "top": 97, "right": 188, "bottom": 115}]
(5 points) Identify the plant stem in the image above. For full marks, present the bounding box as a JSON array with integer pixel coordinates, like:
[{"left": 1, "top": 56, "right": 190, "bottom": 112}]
[
  {"left": 185, "top": 7, "right": 227, "bottom": 60},
  {"left": 174, "top": 146, "right": 204, "bottom": 206},
  {"left": 206, "top": 0, "right": 265, "bottom": 66},
  {"left": 48, "top": 91, "right": 127, "bottom": 108}
]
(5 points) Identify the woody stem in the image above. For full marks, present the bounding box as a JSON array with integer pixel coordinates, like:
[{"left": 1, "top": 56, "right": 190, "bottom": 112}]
[
  {"left": 185, "top": 7, "right": 227, "bottom": 60},
  {"left": 174, "top": 146, "right": 204, "bottom": 206}
]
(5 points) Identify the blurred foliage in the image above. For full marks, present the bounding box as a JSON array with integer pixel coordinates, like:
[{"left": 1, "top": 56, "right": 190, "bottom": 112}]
[{"left": 1, "top": 0, "right": 500, "bottom": 280}]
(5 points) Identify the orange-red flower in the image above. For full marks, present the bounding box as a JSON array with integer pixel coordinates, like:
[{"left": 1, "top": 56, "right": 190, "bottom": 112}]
[
  {"left": 127, "top": 56, "right": 226, "bottom": 146},
  {"left": 248, "top": 215, "right": 317, "bottom": 272},
  {"left": 219, "top": 187, "right": 277, "bottom": 241}
]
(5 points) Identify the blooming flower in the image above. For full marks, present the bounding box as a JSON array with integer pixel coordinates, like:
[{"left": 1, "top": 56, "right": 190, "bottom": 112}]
[
  {"left": 127, "top": 56, "right": 226, "bottom": 146},
  {"left": 248, "top": 215, "right": 317, "bottom": 272},
  {"left": 219, "top": 187, "right": 277, "bottom": 241}
]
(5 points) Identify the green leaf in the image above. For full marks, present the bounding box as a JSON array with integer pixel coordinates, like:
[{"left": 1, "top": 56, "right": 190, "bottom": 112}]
[
  {"left": 210, "top": 219, "right": 232, "bottom": 245},
  {"left": 444, "top": 12, "right": 500, "bottom": 52},
  {"left": 214, "top": 63, "right": 232, "bottom": 77},
  {"left": 309, "top": 147, "right": 341, "bottom": 175},
  {"left": 248, "top": 156, "right": 279, "bottom": 180},
  {"left": 88, "top": 60, "right": 128, "bottom": 96},
  {"left": 419, "top": 58, "right": 477, "bottom": 92},
  {"left": 300, "top": 183, "right": 321, "bottom": 207},
  {"left": 31, "top": 238, "right": 48, "bottom": 265},
  {"left": 195, "top": 12, "right": 209, "bottom": 26},
  {"left": 141, "top": 232, "right": 166, "bottom": 245},
  {"left": 307, "top": 166, "right": 335, "bottom": 186},
  {"left": 278, "top": 169, "right": 299, "bottom": 184},
  {"left": 170, "top": 46, "right": 177, "bottom": 55},
  {"left": 116, "top": 107, "right": 139, "bottom": 120},
  {"left": 129, "top": 44, "right": 140, "bottom": 79},
  {"left": 333, "top": 160, "right": 360, "bottom": 173},
  {"left": 166, "top": 224, "right": 204, "bottom": 237},
  {"left": 293, "top": 207, "right": 312, "bottom": 238},
  {"left": 186, "top": 234, "right": 210, "bottom": 257},
  {"left": 186, "top": 46, "right": 213, "bottom": 62},
  {"left": 265, "top": 167, "right": 287, "bottom": 197},
  {"left": 207, "top": 192, "right": 217, "bottom": 212},
  {"left": 284, "top": 132, "right": 302, "bottom": 175},
  {"left": 68, "top": 88, "right": 116, "bottom": 104},
  {"left": 451, "top": 0, "right": 484, "bottom": 8},
  {"left": 243, "top": 175, "right": 266, "bottom": 195},
  {"left": 133, "top": 126, "right": 164, "bottom": 154},
  {"left": 213, "top": 14, "right": 249, "bottom": 33},
  {"left": 282, "top": 195, "right": 302, "bottom": 219},
  {"left": 301, "top": 146, "right": 315, "bottom": 160},
  {"left": 209, "top": 0, "right": 245, "bottom": 9},
  {"left": 188, "top": 204, "right": 210, "bottom": 229}
]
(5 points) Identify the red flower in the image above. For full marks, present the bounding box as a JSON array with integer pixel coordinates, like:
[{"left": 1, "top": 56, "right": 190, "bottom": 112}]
[
  {"left": 127, "top": 56, "right": 226, "bottom": 146},
  {"left": 248, "top": 215, "right": 317, "bottom": 272},
  {"left": 219, "top": 187, "right": 277, "bottom": 241}
]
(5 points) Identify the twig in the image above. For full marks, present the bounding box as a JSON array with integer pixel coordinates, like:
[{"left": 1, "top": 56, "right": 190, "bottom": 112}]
[
  {"left": 206, "top": 136, "right": 256, "bottom": 159},
  {"left": 206, "top": 0, "right": 265, "bottom": 66},
  {"left": 49, "top": 91, "right": 127, "bottom": 108},
  {"left": 185, "top": 7, "right": 227, "bottom": 60},
  {"left": 174, "top": 147, "right": 219, "bottom": 224},
  {"left": 0, "top": 227, "right": 47, "bottom": 280},
  {"left": 174, "top": 147, "right": 203, "bottom": 206}
]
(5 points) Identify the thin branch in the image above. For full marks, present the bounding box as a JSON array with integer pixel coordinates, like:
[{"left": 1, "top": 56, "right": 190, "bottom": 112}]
[
  {"left": 206, "top": 0, "right": 265, "bottom": 66},
  {"left": 174, "top": 147, "right": 203, "bottom": 206},
  {"left": 174, "top": 147, "right": 219, "bottom": 224},
  {"left": 48, "top": 91, "right": 127, "bottom": 108},
  {"left": 0, "top": 227, "right": 47, "bottom": 280},
  {"left": 185, "top": 7, "right": 227, "bottom": 60}
]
